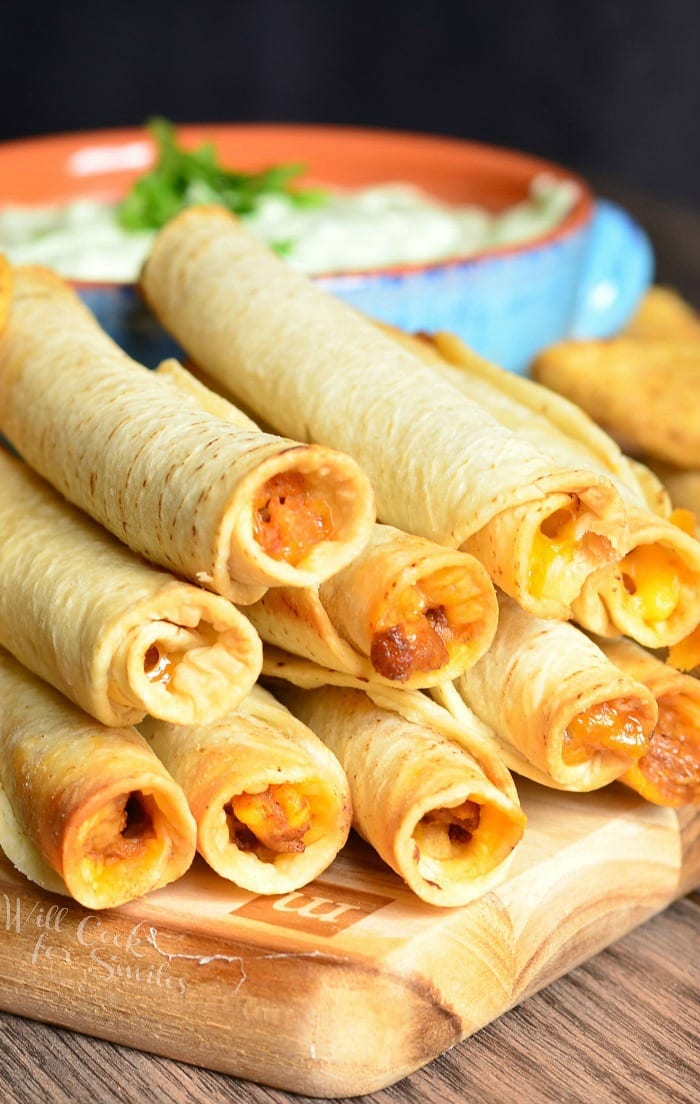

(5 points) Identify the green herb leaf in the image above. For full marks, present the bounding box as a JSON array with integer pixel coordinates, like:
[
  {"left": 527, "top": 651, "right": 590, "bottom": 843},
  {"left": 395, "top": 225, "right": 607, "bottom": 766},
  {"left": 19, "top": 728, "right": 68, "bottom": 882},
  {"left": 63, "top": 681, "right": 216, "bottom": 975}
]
[{"left": 117, "top": 118, "right": 327, "bottom": 231}]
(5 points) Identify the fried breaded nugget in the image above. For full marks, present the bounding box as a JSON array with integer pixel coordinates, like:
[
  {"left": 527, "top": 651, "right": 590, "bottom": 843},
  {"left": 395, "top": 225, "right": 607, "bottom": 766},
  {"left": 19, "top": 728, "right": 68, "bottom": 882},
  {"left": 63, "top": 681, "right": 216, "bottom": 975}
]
[
  {"left": 532, "top": 337, "right": 700, "bottom": 468},
  {"left": 624, "top": 286, "right": 700, "bottom": 341}
]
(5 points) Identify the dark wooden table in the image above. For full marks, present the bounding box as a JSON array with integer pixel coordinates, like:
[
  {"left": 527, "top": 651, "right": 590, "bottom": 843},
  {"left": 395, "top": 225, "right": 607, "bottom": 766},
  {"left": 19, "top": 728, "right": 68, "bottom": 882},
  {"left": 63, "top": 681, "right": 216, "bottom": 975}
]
[{"left": 1, "top": 188, "right": 698, "bottom": 1104}]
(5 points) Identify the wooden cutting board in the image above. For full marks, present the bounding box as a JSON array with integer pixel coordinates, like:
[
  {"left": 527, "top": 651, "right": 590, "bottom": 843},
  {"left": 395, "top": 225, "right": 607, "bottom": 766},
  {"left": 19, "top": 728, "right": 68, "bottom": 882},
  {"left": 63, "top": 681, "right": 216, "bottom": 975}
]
[{"left": 0, "top": 780, "right": 698, "bottom": 1099}]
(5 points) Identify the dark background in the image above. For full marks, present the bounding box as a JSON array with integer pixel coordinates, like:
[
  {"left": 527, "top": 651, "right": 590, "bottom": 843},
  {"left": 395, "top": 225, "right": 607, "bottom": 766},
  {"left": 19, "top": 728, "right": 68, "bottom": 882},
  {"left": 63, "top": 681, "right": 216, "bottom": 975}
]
[{"left": 1, "top": 0, "right": 699, "bottom": 207}]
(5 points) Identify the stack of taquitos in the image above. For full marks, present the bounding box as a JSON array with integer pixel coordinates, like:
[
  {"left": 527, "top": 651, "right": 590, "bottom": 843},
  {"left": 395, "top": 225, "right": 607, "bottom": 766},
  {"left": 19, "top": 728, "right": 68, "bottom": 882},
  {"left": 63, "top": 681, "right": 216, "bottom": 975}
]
[
  {"left": 0, "top": 264, "right": 376, "bottom": 606},
  {"left": 138, "top": 205, "right": 632, "bottom": 621},
  {"left": 0, "top": 647, "right": 196, "bottom": 909},
  {"left": 389, "top": 327, "right": 700, "bottom": 650}
]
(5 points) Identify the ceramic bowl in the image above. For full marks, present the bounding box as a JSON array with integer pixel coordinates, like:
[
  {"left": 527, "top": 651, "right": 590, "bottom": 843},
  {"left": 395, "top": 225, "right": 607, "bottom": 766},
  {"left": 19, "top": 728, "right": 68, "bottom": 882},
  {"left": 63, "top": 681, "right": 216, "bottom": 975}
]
[{"left": 0, "top": 123, "right": 653, "bottom": 373}]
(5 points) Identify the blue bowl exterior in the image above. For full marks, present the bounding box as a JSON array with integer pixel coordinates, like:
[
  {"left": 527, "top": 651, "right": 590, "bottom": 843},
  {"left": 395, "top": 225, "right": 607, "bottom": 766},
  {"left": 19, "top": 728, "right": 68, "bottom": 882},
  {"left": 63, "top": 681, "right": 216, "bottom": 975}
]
[
  {"left": 317, "top": 227, "right": 591, "bottom": 374},
  {"left": 78, "top": 200, "right": 652, "bottom": 375}
]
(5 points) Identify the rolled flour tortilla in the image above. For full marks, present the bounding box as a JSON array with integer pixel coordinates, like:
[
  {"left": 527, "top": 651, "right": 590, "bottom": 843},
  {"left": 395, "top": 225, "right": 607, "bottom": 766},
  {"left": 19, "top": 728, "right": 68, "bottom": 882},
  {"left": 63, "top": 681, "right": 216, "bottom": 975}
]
[
  {"left": 571, "top": 505, "right": 700, "bottom": 649},
  {"left": 387, "top": 326, "right": 658, "bottom": 513},
  {"left": 140, "top": 684, "right": 352, "bottom": 894},
  {"left": 139, "top": 205, "right": 628, "bottom": 620},
  {"left": 238, "top": 523, "right": 498, "bottom": 688},
  {"left": 0, "top": 448, "right": 262, "bottom": 726},
  {"left": 0, "top": 647, "right": 196, "bottom": 909},
  {"left": 596, "top": 637, "right": 700, "bottom": 807},
  {"left": 0, "top": 265, "right": 376, "bottom": 605},
  {"left": 440, "top": 592, "right": 658, "bottom": 791},
  {"left": 276, "top": 680, "right": 526, "bottom": 907}
]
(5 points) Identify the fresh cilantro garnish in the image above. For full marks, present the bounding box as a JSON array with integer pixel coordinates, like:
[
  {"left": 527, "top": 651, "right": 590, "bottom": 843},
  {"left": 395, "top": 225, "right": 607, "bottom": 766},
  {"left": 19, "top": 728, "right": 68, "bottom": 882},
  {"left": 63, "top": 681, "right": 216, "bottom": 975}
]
[{"left": 117, "top": 117, "right": 327, "bottom": 231}]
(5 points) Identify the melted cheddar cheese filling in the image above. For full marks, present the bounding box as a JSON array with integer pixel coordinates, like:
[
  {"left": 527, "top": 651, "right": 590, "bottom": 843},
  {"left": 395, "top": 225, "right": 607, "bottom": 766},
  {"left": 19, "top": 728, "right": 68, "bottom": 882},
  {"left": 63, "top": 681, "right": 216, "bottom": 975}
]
[
  {"left": 528, "top": 505, "right": 581, "bottom": 600},
  {"left": 254, "top": 472, "right": 335, "bottom": 565},
  {"left": 369, "top": 565, "right": 486, "bottom": 681},
  {"left": 563, "top": 699, "right": 649, "bottom": 766}
]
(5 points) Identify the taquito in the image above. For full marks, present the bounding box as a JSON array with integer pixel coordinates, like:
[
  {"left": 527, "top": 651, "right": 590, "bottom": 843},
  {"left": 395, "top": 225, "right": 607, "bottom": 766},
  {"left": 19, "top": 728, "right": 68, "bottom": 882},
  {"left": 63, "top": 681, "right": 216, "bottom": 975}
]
[
  {"left": 595, "top": 637, "right": 700, "bottom": 807},
  {"left": 276, "top": 681, "right": 526, "bottom": 907},
  {"left": 0, "top": 648, "right": 196, "bottom": 909},
  {"left": 0, "top": 448, "right": 262, "bottom": 726},
  {"left": 570, "top": 505, "right": 700, "bottom": 649},
  {"left": 139, "top": 205, "right": 629, "bottom": 620},
  {"left": 385, "top": 325, "right": 658, "bottom": 513},
  {"left": 438, "top": 593, "right": 658, "bottom": 791},
  {"left": 246, "top": 524, "right": 498, "bottom": 687},
  {"left": 262, "top": 647, "right": 519, "bottom": 802},
  {"left": 139, "top": 685, "right": 352, "bottom": 894},
  {"left": 0, "top": 265, "right": 376, "bottom": 606},
  {"left": 157, "top": 355, "right": 499, "bottom": 687}
]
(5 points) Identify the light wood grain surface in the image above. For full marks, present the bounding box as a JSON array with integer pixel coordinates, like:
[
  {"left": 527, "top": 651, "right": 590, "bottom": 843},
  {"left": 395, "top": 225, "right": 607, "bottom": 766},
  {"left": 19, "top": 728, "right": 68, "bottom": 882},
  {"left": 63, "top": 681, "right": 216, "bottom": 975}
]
[{"left": 0, "top": 187, "right": 698, "bottom": 1104}]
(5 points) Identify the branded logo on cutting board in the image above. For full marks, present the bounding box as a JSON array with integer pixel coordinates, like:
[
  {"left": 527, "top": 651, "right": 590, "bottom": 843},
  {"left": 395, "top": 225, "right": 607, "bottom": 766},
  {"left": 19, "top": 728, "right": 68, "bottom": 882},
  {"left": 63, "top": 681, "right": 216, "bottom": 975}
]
[{"left": 232, "top": 883, "right": 393, "bottom": 937}]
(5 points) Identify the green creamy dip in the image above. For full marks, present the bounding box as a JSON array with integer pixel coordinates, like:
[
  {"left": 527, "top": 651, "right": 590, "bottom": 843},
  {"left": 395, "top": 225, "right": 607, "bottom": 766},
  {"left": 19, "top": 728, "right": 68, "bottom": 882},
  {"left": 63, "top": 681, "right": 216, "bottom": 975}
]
[{"left": 0, "top": 174, "right": 579, "bottom": 283}]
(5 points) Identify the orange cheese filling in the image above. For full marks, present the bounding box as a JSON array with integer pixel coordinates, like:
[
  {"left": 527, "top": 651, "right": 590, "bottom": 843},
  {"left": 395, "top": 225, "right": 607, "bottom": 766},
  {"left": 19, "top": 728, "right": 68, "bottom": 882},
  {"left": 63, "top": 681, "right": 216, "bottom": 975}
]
[
  {"left": 254, "top": 472, "right": 335, "bottom": 565},
  {"left": 563, "top": 699, "right": 649, "bottom": 766},
  {"left": 620, "top": 545, "right": 684, "bottom": 625},
  {"left": 528, "top": 503, "right": 581, "bottom": 599},
  {"left": 635, "top": 695, "right": 700, "bottom": 805},
  {"left": 368, "top": 565, "right": 489, "bottom": 682},
  {"left": 227, "top": 783, "right": 312, "bottom": 854}
]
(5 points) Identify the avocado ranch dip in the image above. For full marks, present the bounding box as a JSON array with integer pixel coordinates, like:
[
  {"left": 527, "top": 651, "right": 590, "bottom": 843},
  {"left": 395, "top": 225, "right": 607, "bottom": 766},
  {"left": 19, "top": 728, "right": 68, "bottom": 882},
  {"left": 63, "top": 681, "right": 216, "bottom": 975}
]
[
  {"left": 0, "top": 120, "right": 579, "bottom": 282},
  {"left": 0, "top": 173, "right": 579, "bottom": 284}
]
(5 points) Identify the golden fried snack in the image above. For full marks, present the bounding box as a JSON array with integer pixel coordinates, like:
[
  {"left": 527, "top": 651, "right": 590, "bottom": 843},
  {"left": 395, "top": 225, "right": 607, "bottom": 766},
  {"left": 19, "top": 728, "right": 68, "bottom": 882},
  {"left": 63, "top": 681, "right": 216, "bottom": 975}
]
[
  {"left": 140, "top": 205, "right": 630, "bottom": 621},
  {"left": 596, "top": 637, "right": 700, "bottom": 806},
  {"left": 387, "top": 325, "right": 657, "bottom": 512},
  {"left": 0, "top": 265, "right": 376, "bottom": 605},
  {"left": 0, "top": 648, "right": 196, "bottom": 909},
  {"left": 436, "top": 592, "right": 658, "bottom": 791},
  {"left": 247, "top": 524, "right": 498, "bottom": 688},
  {"left": 0, "top": 448, "right": 262, "bottom": 726},
  {"left": 571, "top": 505, "right": 700, "bottom": 649},
  {"left": 624, "top": 286, "right": 700, "bottom": 341},
  {"left": 532, "top": 336, "right": 700, "bottom": 468},
  {"left": 140, "top": 685, "right": 351, "bottom": 894},
  {"left": 275, "top": 679, "right": 525, "bottom": 907}
]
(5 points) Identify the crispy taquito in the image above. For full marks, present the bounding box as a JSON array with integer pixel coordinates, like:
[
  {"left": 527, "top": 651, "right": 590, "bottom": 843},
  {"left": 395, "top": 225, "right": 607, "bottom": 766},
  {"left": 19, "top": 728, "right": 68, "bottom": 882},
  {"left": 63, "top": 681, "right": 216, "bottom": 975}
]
[
  {"left": 272, "top": 677, "right": 525, "bottom": 907},
  {"left": 596, "top": 637, "right": 700, "bottom": 806},
  {"left": 140, "top": 685, "right": 352, "bottom": 894},
  {"left": 247, "top": 524, "right": 498, "bottom": 687},
  {"left": 0, "top": 448, "right": 262, "bottom": 726},
  {"left": 0, "top": 648, "right": 196, "bottom": 908},
  {"left": 139, "top": 205, "right": 629, "bottom": 620},
  {"left": 155, "top": 362, "right": 499, "bottom": 687},
  {"left": 0, "top": 265, "right": 376, "bottom": 605},
  {"left": 387, "top": 326, "right": 660, "bottom": 513},
  {"left": 570, "top": 505, "right": 700, "bottom": 649},
  {"left": 435, "top": 593, "right": 658, "bottom": 791}
]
